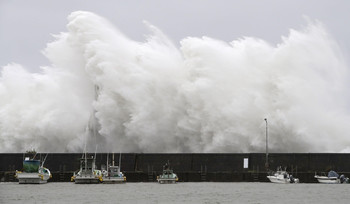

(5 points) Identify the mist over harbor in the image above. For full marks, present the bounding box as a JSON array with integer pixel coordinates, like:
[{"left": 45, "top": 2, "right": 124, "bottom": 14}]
[{"left": 1, "top": 11, "right": 350, "bottom": 153}]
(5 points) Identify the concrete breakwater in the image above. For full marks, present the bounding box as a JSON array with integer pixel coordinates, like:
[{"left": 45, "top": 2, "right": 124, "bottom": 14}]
[{"left": 1, "top": 153, "right": 350, "bottom": 182}]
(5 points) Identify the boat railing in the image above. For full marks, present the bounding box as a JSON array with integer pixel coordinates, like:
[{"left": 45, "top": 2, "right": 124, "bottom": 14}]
[
  {"left": 276, "top": 166, "right": 288, "bottom": 172},
  {"left": 314, "top": 172, "right": 327, "bottom": 177}
]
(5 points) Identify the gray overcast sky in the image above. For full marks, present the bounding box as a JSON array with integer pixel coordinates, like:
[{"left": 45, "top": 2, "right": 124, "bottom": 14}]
[{"left": 1, "top": 0, "right": 349, "bottom": 72}]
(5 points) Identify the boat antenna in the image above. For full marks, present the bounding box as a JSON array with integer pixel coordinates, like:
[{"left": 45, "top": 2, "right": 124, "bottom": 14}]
[{"left": 264, "top": 118, "right": 269, "bottom": 170}]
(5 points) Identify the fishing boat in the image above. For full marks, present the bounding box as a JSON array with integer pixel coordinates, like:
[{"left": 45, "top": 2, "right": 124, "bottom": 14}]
[
  {"left": 102, "top": 153, "right": 126, "bottom": 184},
  {"left": 15, "top": 154, "right": 51, "bottom": 184},
  {"left": 71, "top": 87, "right": 102, "bottom": 184},
  {"left": 157, "top": 162, "right": 178, "bottom": 184},
  {"left": 314, "top": 171, "right": 349, "bottom": 184},
  {"left": 263, "top": 119, "right": 299, "bottom": 184},
  {"left": 267, "top": 166, "right": 299, "bottom": 184},
  {"left": 71, "top": 153, "right": 102, "bottom": 184}
]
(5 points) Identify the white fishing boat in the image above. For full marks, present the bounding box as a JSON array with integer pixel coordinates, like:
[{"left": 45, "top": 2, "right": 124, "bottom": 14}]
[
  {"left": 157, "top": 162, "right": 178, "bottom": 184},
  {"left": 102, "top": 166, "right": 126, "bottom": 184},
  {"left": 267, "top": 166, "right": 299, "bottom": 184},
  {"left": 15, "top": 154, "right": 51, "bottom": 184},
  {"left": 71, "top": 153, "right": 102, "bottom": 184},
  {"left": 71, "top": 86, "right": 102, "bottom": 184},
  {"left": 263, "top": 119, "right": 299, "bottom": 184},
  {"left": 314, "top": 175, "right": 339, "bottom": 184},
  {"left": 314, "top": 171, "right": 349, "bottom": 184},
  {"left": 102, "top": 153, "right": 126, "bottom": 184}
]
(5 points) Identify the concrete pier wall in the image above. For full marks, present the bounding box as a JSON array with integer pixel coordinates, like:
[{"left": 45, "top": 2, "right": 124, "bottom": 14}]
[{"left": 1, "top": 153, "right": 350, "bottom": 182}]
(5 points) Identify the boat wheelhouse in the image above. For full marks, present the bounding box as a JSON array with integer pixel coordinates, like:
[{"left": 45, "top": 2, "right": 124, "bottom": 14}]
[
  {"left": 157, "top": 162, "right": 178, "bottom": 184},
  {"left": 15, "top": 154, "right": 51, "bottom": 184}
]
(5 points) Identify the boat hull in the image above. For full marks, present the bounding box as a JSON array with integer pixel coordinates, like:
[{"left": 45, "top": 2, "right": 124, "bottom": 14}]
[
  {"left": 17, "top": 173, "right": 50, "bottom": 184},
  {"left": 74, "top": 178, "right": 100, "bottom": 184},
  {"left": 157, "top": 179, "right": 177, "bottom": 184},
  {"left": 102, "top": 177, "right": 126, "bottom": 184},
  {"left": 267, "top": 176, "right": 299, "bottom": 184},
  {"left": 74, "top": 176, "right": 100, "bottom": 184},
  {"left": 267, "top": 176, "right": 290, "bottom": 184},
  {"left": 314, "top": 176, "right": 340, "bottom": 184}
]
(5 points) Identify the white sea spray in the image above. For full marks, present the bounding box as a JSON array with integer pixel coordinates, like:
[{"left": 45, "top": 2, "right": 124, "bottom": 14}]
[{"left": 0, "top": 11, "right": 349, "bottom": 153}]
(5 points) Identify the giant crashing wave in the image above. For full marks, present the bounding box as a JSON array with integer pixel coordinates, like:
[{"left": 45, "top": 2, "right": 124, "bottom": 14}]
[{"left": 1, "top": 11, "right": 350, "bottom": 153}]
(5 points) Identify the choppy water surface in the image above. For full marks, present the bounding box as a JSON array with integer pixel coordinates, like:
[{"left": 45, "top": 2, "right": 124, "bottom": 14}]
[{"left": 1, "top": 182, "right": 349, "bottom": 204}]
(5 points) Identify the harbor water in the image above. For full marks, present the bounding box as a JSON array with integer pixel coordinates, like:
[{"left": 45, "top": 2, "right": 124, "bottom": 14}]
[{"left": 0, "top": 182, "right": 349, "bottom": 204}]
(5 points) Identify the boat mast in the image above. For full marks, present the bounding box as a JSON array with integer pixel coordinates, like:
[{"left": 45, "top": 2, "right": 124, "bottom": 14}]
[
  {"left": 118, "top": 152, "right": 122, "bottom": 174},
  {"left": 84, "top": 117, "right": 87, "bottom": 175},
  {"left": 112, "top": 153, "right": 115, "bottom": 166},
  {"left": 264, "top": 118, "right": 269, "bottom": 169},
  {"left": 93, "top": 145, "right": 97, "bottom": 172},
  {"left": 84, "top": 138, "right": 87, "bottom": 176},
  {"left": 33, "top": 151, "right": 37, "bottom": 160},
  {"left": 106, "top": 153, "right": 109, "bottom": 173},
  {"left": 41, "top": 154, "right": 49, "bottom": 168},
  {"left": 89, "top": 85, "right": 99, "bottom": 174}
]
